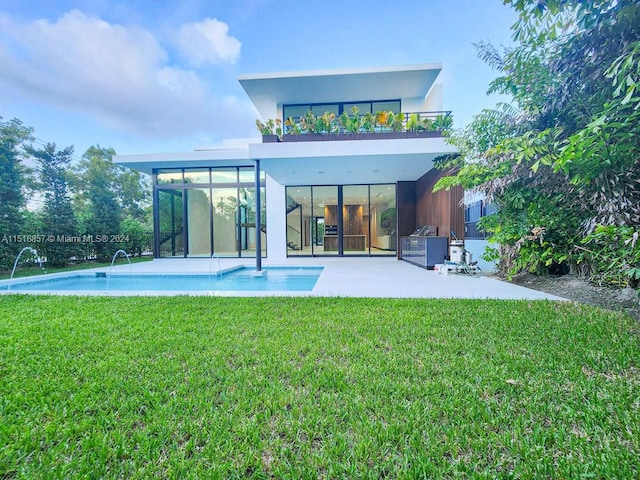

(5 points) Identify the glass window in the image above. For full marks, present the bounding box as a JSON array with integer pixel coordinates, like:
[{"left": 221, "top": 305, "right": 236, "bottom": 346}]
[
  {"left": 238, "top": 187, "right": 266, "bottom": 257},
  {"left": 238, "top": 167, "right": 265, "bottom": 184},
  {"left": 185, "top": 188, "right": 212, "bottom": 257},
  {"left": 311, "top": 104, "right": 339, "bottom": 116},
  {"left": 370, "top": 184, "right": 396, "bottom": 254},
  {"left": 342, "top": 185, "right": 369, "bottom": 254},
  {"left": 211, "top": 168, "right": 238, "bottom": 184},
  {"left": 373, "top": 101, "right": 400, "bottom": 113},
  {"left": 212, "top": 188, "right": 238, "bottom": 256},
  {"left": 343, "top": 103, "right": 371, "bottom": 115},
  {"left": 313, "top": 186, "right": 339, "bottom": 256},
  {"left": 283, "top": 105, "right": 310, "bottom": 120},
  {"left": 465, "top": 201, "right": 482, "bottom": 223},
  {"left": 157, "top": 189, "right": 184, "bottom": 256},
  {"left": 184, "top": 168, "right": 210, "bottom": 184},
  {"left": 157, "top": 170, "right": 183, "bottom": 184},
  {"left": 286, "top": 187, "right": 311, "bottom": 256}
]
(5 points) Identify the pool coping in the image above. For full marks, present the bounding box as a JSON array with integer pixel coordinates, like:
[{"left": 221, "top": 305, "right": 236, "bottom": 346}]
[{"left": 0, "top": 257, "right": 566, "bottom": 300}]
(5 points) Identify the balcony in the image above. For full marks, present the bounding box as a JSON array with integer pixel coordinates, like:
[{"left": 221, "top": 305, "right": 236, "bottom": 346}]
[{"left": 258, "top": 110, "right": 453, "bottom": 143}]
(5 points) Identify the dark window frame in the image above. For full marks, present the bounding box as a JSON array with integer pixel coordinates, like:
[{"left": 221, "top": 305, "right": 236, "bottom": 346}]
[{"left": 283, "top": 99, "right": 401, "bottom": 122}]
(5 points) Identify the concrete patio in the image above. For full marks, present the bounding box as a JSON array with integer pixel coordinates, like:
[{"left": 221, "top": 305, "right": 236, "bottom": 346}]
[{"left": 94, "top": 257, "right": 565, "bottom": 300}]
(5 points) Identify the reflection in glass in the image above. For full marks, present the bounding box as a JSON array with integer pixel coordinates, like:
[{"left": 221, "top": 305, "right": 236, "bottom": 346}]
[
  {"left": 157, "top": 170, "right": 183, "bottom": 184},
  {"left": 184, "top": 169, "right": 210, "bottom": 184},
  {"left": 238, "top": 167, "right": 265, "bottom": 184},
  {"left": 342, "top": 185, "right": 369, "bottom": 253},
  {"left": 212, "top": 188, "right": 238, "bottom": 256},
  {"left": 370, "top": 184, "right": 396, "bottom": 254},
  {"left": 238, "top": 187, "right": 267, "bottom": 257},
  {"left": 286, "top": 187, "right": 311, "bottom": 256},
  {"left": 186, "top": 188, "right": 211, "bottom": 257},
  {"left": 313, "top": 186, "right": 339, "bottom": 256},
  {"left": 372, "top": 101, "right": 401, "bottom": 113},
  {"left": 211, "top": 168, "right": 238, "bottom": 184},
  {"left": 311, "top": 104, "right": 339, "bottom": 116},
  {"left": 158, "top": 189, "right": 184, "bottom": 256}
]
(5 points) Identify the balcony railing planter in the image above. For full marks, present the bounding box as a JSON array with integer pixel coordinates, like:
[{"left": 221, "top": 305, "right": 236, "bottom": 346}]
[
  {"left": 405, "top": 130, "right": 443, "bottom": 139},
  {"left": 261, "top": 134, "right": 280, "bottom": 143},
  {"left": 256, "top": 119, "right": 282, "bottom": 142},
  {"left": 281, "top": 130, "right": 445, "bottom": 142},
  {"left": 283, "top": 133, "right": 326, "bottom": 142},
  {"left": 257, "top": 110, "right": 452, "bottom": 143}
]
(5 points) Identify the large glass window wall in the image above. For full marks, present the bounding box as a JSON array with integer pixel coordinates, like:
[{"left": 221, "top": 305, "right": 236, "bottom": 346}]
[
  {"left": 155, "top": 167, "right": 266, "bottom": 258},
  {"left": 286, "top": 184, "right": 396, "bottom": 256},
  {"left": 283, "top": 100, "right": 400, "bottom": 122}
]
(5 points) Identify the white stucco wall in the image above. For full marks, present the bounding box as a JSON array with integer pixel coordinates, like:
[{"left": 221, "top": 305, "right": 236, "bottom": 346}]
[
  {"left": 265, "top": 174, "right": 287, "bottom": 261},
  {"left": 422, "top": 83, "right": 444, "bottom": 111},
  {"left": 465, "top": 239, "right": 497, "bottom": 272}
]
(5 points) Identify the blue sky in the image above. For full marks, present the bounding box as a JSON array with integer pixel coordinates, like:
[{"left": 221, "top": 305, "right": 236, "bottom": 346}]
[{"left": 0, "top": 0, "right": 517, "bottom": 158}]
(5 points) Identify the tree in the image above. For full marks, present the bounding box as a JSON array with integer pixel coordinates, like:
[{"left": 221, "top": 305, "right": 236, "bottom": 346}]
[
  {"left": 27, "top": 143, "right": 79, "bottom": 266},
  {"left": 436, "top": 0, "right": 640, "bottom": 284},
  {"left": 117, "top": 167, "right": 151, "bottom": 222},
  {"left": 74, "top": 146, "right": 122, "bottom": 262},
  {"left": 0, "top": 117, "right": 33, "bottom": 270}
]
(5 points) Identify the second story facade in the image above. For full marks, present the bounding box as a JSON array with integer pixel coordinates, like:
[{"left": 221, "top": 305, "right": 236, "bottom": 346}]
[{"left": 240, "top": 64, "right": 452, "bottom": 144}]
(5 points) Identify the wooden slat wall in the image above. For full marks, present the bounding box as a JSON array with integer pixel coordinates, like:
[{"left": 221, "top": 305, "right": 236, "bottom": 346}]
[
  {"left": 396, "top": 181, "right": 416, "bottom": 259},
  {"left": 414, "top": 169, "right": 464, "bottom": 240},
  {"left": 343, "top": 205, "right": 363, "bottom": 235}
]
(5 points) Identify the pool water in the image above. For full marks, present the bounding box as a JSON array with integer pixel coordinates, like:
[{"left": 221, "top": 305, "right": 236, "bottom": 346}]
[{"left": 1, "top": 267, "right": 323, "bottom": 292}]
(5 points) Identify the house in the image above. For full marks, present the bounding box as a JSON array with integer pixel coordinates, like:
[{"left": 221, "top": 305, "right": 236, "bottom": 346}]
[{"left": 114, "top": 64, "right": 464, "bottom": 263}]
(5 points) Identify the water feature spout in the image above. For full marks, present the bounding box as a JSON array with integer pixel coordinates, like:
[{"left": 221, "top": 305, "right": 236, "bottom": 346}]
[
  {"left": 209, "top": 253, "right": 221, "bottom": 280},
  {"left": 8, "top": 247, "right": 42, "bottom": 291},
  {"left": 106, "top": 250, "right": 132, "bottom": 289}
]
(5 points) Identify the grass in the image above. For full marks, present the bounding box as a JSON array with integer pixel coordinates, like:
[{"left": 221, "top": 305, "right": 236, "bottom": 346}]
[
  {"left": 1, "top": 296, "right": 638, "bottom": 478},
  {"left": 0, "top": 256, "right": 153, "bottom": 280}
]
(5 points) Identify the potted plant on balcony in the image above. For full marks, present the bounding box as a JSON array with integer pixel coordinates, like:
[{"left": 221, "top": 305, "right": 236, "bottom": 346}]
[
  {"left": 376, "top": 111, "right": 389, "bottom": 132},
  {"left": 406, "top": 113, "right": 421, "bottom": 132},
  {"left": 362, "top": 112, "right": 376, "bottom": 133},
  {"left": 299, "top": 110, "right": 317, "bottom": 134},
  {"left": 284, "top": 116, "right": 302, "bottom": 136},
  {"left": 388, "top": 112, "right": 404, "bottom": 133},
  {"left": 377, "top": 111, "right": 406, "bottom": 139},
  {"left": 256, "top": 118, "right": 282, "bottom": 142},
  {"left": 432, "top": 113, "right": 453, "bottom": 132},
  {"left": 421, "top": 117, "right": 435, "bottom": 131},
  {"left": 340, "top": 106, "right": 362, "bottom": 138},
  {"left": 316, "top": 111, "right": 337, "bottom": 135}
]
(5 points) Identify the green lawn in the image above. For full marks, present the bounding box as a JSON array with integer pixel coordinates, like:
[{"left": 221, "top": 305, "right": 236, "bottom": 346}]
[{"left": 1, "top": 296, "right": 638, "bottom": 478}]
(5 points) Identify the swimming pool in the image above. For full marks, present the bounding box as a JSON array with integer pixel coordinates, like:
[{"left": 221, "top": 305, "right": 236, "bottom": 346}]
[{"left": 0, "top": 266, "right": 323, "bottom": 293}]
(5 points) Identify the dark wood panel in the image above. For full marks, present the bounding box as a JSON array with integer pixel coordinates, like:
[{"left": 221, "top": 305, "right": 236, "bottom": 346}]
[
  {"left": 396, "top": 181, "right": 416, "bottom": 259},
  {"left": 415, "top": 168, "right": 464, "bottom": 241},
  {"left": 323, "top": 235, "right": 366, "bottom": 251},
  {"left": 343, "top": 204, "right": 363, "bottom": 235},
  {"left": 324, "top": 205, "right": 338, "bottom": 225}
]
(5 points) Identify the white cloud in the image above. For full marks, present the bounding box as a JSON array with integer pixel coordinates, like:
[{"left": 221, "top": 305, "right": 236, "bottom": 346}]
[
  {"left": 175, "top": 18, "right": 241, "bottom": 66},
  {"left": 0, "top": 10, "right": 252, "bottom": 142}
]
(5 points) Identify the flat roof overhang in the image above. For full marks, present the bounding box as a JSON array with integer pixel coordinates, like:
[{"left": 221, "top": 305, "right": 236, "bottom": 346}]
[
  {"left": 114, "top": 137, "right": 457, "bottom": 185},
  {"left": 239, "top": 64, "right": 442, "bottom": 119},
  {"left": 249, "top": 137, "right": 457, "bottom": 185},
  {"left": 113, "top": 148, "right": 252, "bottom": 175}
]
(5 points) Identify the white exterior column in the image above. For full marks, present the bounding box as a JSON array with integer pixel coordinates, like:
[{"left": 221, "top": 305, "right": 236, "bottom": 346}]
[{"left": 265, "top": 174, "right": 287, "bottom": 261}]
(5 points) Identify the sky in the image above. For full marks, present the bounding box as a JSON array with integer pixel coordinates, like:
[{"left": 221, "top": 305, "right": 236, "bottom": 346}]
[{"left": 0, "top": 0, "right": 518, "bottom": 160}]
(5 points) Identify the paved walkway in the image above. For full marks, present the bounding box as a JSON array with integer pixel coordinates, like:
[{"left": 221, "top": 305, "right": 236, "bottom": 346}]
[{"left": 94, "top": 257, "right": 565, "bottom": 300}]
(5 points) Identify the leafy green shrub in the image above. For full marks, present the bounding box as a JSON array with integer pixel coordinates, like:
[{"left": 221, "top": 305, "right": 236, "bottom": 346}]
[{"left": 577, "top": 225, "right": 640, "bottom": 288}]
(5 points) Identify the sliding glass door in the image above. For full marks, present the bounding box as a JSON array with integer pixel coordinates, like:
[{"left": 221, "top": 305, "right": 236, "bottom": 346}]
[
  {"left": 313, "top": 186, "right": 339, "bottom": 256},
  {"left": 285, "top": 184, "right": 396, "bottom": 257}
]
